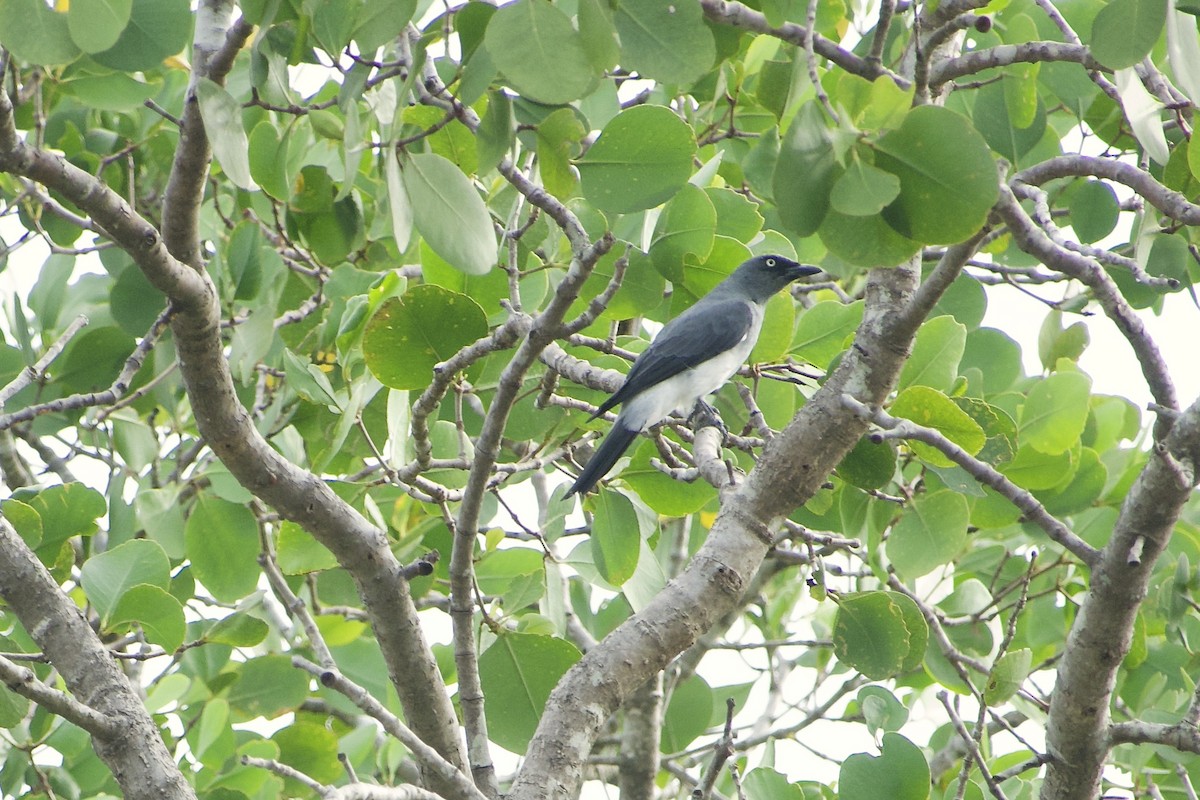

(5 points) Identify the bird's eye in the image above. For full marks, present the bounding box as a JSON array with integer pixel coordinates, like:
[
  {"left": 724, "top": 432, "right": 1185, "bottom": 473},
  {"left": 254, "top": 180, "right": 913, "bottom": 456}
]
[{"left": 766, "top": 257, "right": 776, "bottom": 267}]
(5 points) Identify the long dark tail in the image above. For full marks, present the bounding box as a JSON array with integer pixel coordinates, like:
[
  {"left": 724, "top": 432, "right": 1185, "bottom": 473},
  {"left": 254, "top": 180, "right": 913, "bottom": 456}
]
[{"left": 566, "top": 423, "right": 639, "bottom": 497}]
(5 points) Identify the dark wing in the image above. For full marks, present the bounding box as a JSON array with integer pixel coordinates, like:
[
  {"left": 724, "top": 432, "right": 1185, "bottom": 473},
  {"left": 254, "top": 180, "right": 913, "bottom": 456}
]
[{"left": 592, "top": 298, "right": 754, "bottom": 418}]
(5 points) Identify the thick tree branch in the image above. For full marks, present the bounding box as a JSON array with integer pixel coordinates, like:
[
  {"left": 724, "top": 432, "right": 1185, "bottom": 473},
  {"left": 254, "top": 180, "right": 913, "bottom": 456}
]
[
  {"left": 929, "top": 42, "right": 1101, "bottom": 90},
  {"left": 509, "top": 256, "right": 930, "bottom": 800},
  {"left": 0, "top": 654, "right": 119, "bottom": 736},
  {"left": 618, "top": 674, "right": 664, "bottom": 800},
  {"left": 1040, "top": 396, "right": 1200, "bottom": 799},
  {"left": 0, "top": 519, "right": 196, "bottom": 799},
  {"left": 0, "top": 48, "right": 471, "bottom": 798}
]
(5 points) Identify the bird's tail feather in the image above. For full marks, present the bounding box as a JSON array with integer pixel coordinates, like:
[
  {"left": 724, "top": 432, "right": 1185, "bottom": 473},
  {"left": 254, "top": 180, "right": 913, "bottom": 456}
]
[{"left": 566, "top": 423, "right": 639, "bottom": 497}]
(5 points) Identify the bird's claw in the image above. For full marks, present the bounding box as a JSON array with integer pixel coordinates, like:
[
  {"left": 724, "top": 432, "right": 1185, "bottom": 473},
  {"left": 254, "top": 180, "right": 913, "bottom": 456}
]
[{"left": 689, "top": 400, "right": 727, "bottom": 438}]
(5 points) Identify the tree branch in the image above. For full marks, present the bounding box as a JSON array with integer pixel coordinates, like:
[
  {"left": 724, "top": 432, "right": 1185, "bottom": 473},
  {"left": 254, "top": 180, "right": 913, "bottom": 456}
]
[
  {"left": 0, "top": 519, "right": 196, "bottom": 799},
  {"left": 840, "top": 394, "right": 1100, "bottom": 566}
]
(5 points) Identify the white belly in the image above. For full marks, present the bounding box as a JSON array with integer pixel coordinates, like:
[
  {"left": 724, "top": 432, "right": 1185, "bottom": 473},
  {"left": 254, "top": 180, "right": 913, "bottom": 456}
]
[{"left": 618, "top": 318, "right": 761, "bottom": 432}]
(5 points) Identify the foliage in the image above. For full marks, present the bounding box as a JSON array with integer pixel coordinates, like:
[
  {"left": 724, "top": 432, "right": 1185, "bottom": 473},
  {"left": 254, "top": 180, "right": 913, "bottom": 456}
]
[{"left": 0, "top": 1, "right": 1199, "bottom": 800}]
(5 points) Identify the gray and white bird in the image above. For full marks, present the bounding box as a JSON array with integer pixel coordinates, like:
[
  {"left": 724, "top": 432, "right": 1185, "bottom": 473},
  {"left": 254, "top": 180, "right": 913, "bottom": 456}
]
[{"left": 566, "top": 254, "right": 822, "bottom": 497}]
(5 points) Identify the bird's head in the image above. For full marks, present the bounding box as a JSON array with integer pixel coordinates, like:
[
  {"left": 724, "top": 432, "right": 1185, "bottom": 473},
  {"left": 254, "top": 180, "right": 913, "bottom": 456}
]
[{"left": 730, "top": 255, "right": 823, "bottom": 302}]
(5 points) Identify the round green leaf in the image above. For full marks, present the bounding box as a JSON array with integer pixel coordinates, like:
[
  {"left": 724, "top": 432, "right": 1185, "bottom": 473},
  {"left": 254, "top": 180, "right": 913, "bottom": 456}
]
[
  {"left": 984, "top": 648, "right": 1033, "bottom": 705},
  {"left": 836, "top": 436, "right": 897, "bottom": 491},
  {"left": 1069, "top": 180, "right": 1121, "bottom": 244},
  {"left": 402, "top": 153, "right": 497, "bottom": 275},
  {"left": 59, "top": 326, "right": 135, "bottom": 395},
  {"left": 0, "top": 0, "right": 80, "bottom": 65},
  {"left": 90, "top": 0, "right": 192, "bottom": 72},
  {"left": 362, "top": 285, "right": 488, "bottom": 390},
  {"left": 1000, "top": 443, "right": 1076, "bottom": 490},
  {"left": 273, "top": 722, "right": 342, "bottom": 784},
  {"left": 80, "top": 539, "right": 171, "bottom": 623},
  {"left": 613, "top": 0, "right": 716, "bottom": 86},
  {"left": 898, "top": 315, "right": 967, "bottom": 392},
  {"left": 961, "top": 327, "right": 1023, "bottom": 395},
  {"left": 857, "top": 686, "right": 910, "bottom": 736},
  {"left": 109, "top": 584, "right": 186, "bottom": 653},
  {"left": 873, "top": 105, "right": 998, "bottom": 244},
  {"left": 1090, "top": 0, "right": 1168, "bottom": 70},
  {"left": 277, "top": 520, "right": 338, "bottom": 575},
  {"left": 1019, "top": 370, "right": 1093, "bottom": 455},
  {"left": 484, "top": 0, "right": 595, "bottom": 105},
  {"left": 68, "top": 0, "right": 132, "bottom": 53},
  {"left": 207, "top": 613, "right": 270, "bottom": 648},
  {"left": 792, "top": 299, "right": 863, "bottom": 369},
  {"left": 818, "top": 207, "right": 921, "bottom": 267},
  {"left": 838, "top": 732, "right": 930, "bottom": 800},
  {"left": 890, "top": 385, "right": 986, "bottom": 467},
  {"left": 479, "top": 633, "right": 582, "bottom": 754},
  {"left": 831, "top": 154, "right": 901, "bottom": 216},
  {"left": 578, "top": 105, "right": 697, "bottom": 214},
  {"left": 649, "top": 183, "right": 717, "bottom": 280},
  {"left": 14, "top": 483, "right": 106, "bottom": 552},
  {"left": 248, "top": 121, "right": 291, "bottom": 201},
  {"left": 620, "top": 439, "right": 717, "bottom": 516},
  {"left": 832, "top": 591, "right": 915, "bottom": 680},
  {"left": 973, "top": 78, "right": 1048, "bottom": 163},
  {"left": 227, "top": 655, "right": 309, "bottom": 721},
  {"left": 887, "top": 489, "right": 969, "bottom": 579},
  {"left": 184, "top": 494, "right": 261, "bottom": 603}
]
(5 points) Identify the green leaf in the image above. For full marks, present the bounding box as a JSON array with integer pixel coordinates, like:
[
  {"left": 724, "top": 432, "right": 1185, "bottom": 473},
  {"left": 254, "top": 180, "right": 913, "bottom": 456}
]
[
  {"left": 613, "top": 0, "right": 716, "bottom": 86},
  {"left": 91, "top": 0, "right": 192, "bottom": 72},
  {"left": 620, "top": 440, "right": 716, "bottom": 516},
  {"left": 838, "top": 732, "right": 930, "bottom": 800},
  {"left": 63, "top": 72, "right": 156, "bottom": 112},
  {"left": 535, "top": 107, "right": 586, "bottom": 200},
  {"left": 227, "top": 655, "right": 309, "bottom": 721},
  {"left": 484, "top": 0, "right": 595, "bottom": 105},
  {"left": 273, "top": 722, "right": 342, "bottom": 784},
  {"left": 0, "top": 0, "right": 80, "bottom": 65},
  {"left": 1019, "top": 371, "right": 1093, "bottom": 455},
  {"left": 79, "top": 539, "right": 170, "bottom": 623},
  {"left": 109, "top": 584, "right": 186, "bottom": 653},
  {"left": 1038, "top": 310, "right": 1091, "bottom": 369},
  {"left": 999, "top": 444, "right": 1075, "bottom": 490},
  {"left": 661, "top": 675, "right": 714, "bottom": 752},
  {"left": 857, "top": 686, "right": 910, "bottom": 736},
  {"left": 887, "top": 489, "right": 969, "bottom": 579},
  {"left": 830, "top": 153, "right": 901, "bottom": 216},
  {"left": 1091, "top": 0, "right": 1168, "bottom": 70},
  {"left": 751, "top": 291, "right": 797, "bottom": 363},
  {"left": 248, "top": 121, "right": 291, "bottom": 201},
  {"left": 774, "top": 103, "right": 837, "bottom": 237},
  {"left": 14, "top": 483, "right": 106, "bottom": 552},
  {"left": 1, "top": 499, "right": 42, "bottom": 548},
  {"left": 743, "top": 768, "right": 807, "bottom": 800},
  {"left": 184, "top": 494, "right": 261, "bottom": 603},
  {"left": 832, "top": 591, "right": 919, "bottom": 680},
  {"left": 196, "top": 78, "right": 255, "bottom": 191},
  {"left": 890, "top": 386, "right": 986, "bottom": 468},
  {"left": 874, "top": 105, "right": 998, "bottom": 244},
  {"left": 898, "top": 315, "right": 967, "bottom": 392},
  {"left": 578, "top": 105, "right": 697, "bottom": 214},
  {"left": 1069, "top": 180, "right": 1121, "bottom": 244},
  {"left": 352, "top": 0, "right": 415, "bottom": 52},
  {"left": 984, "top": 648, "right": 1033, "bottom": 704},
  {"left": 973, "top": 78, "right": 1047, "bottom": 163},
  {"left": 818, "top": 207, "right": 921, "bottom": 267},
  {"left": 590, "top": 489, "right": 641, "bottom": 586},
  {"left": 792, "top": 300, "right": 863, "bottom": 369},
  {"left": 476, "top": 548, "right": 545, "bottom": 610},
  {"left": 68, "top": 0, "right": 132, "bottom": 53},
  {"left": 578, "top": 0, "right": 619, "bottom": 71},
  {"left": 836, "top": 436, "right": 897, "bottom": 491},
  {"left": 362, "top": 285, "right": 489, "bottom": 390},
  {"left": 276, "top": 520, "right": 338, "bottom": 575},
  {"left": 649, "top": 183, "right": 717, "bottom": 281},
  {"left": 479, "top": 633, "right": 582, "bottom": 754},
  {"left": 402, "top": 153, "right": 497, "bottom": 275},
  {"left": 207, "top": 613, "right": 270, "bottom": 648},
  {"left": 962, "top": 327, "right": 1024, "bottom": 395}
]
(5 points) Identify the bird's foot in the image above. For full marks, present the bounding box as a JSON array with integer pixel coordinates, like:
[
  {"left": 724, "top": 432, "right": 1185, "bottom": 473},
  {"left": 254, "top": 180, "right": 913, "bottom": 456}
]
[{"left": 688, "top": 400, "right": 727, "bottom": 438}]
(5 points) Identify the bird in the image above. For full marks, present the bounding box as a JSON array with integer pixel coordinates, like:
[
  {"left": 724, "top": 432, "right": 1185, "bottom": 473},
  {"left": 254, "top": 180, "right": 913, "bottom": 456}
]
[{"left": 565, "top": 254, "right": 822, "bottom": 497}]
